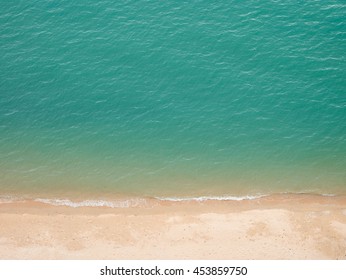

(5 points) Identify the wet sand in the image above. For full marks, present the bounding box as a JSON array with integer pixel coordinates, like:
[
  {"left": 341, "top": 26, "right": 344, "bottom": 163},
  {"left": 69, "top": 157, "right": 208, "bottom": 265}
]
[{"left": 0, "top": 194, "right": 345, "bottom": 259}]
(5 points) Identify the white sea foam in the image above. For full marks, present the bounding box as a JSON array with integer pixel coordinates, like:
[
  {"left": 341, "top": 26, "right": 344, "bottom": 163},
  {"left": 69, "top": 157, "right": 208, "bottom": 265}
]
[
  {"left": 34, "top": 198, "right": 148, "bottom": 208},
  {"left": 1, "top": 192, "right": 342, "bottom": 208},
  {"left": 35, "top": 195, "right": 269, "bottom": 207},
  {"left": 320, "top": 193, "right": 337, "bottom": 197},
  {"left": 0, "top": 195, "right": 24, "bottom": 204},
  {"left": 0, "top": 195, "right": 266, "bottom": 207}
]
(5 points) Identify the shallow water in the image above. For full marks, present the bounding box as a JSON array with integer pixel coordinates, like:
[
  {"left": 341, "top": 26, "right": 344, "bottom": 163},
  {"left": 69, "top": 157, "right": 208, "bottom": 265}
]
[{"left": 1, "top": 1, "right": 345, "bottom": 198}]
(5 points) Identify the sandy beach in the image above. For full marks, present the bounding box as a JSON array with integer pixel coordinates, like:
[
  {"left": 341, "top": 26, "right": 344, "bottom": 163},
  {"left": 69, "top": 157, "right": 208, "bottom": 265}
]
[{"left": 0, "top": 194, "right": 345, "bottom": 259}]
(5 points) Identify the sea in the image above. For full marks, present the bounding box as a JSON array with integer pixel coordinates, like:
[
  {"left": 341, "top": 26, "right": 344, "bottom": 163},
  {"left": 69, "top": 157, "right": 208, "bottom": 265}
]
[{"left": 0, "top": 1, "right": 345, "bottom": 207}]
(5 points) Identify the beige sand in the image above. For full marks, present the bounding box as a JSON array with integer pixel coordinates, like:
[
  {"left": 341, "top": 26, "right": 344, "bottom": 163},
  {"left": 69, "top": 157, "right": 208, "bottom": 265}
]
[{"left": 0, "top": 194, "right": 345, "bottom": 259}]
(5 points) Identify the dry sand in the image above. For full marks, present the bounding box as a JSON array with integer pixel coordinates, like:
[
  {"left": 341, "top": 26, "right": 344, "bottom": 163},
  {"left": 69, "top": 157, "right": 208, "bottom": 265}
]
[{"left": 0, "top": 194, "right": 345, "bottom": 259}]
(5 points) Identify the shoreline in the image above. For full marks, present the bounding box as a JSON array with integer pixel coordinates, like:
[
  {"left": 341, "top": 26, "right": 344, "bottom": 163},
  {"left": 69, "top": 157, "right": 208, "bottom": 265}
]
[
  {"left": 1, "top": 194, "right": 345, "bottom": 259},
  {"left": 1, "top": 191, "right": 345, "bottom": 208}
]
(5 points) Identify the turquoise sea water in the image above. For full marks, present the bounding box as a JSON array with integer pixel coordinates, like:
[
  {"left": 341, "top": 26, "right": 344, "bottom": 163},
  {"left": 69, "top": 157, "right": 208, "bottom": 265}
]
[{"left": 1, "top": 1, "right": 345, "bottom": 200}]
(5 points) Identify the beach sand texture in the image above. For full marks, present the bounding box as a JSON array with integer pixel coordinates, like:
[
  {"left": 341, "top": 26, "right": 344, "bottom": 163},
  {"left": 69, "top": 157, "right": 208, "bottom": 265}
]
[{"left": 0, "top": 194, "right": 345, "bottom": 260}]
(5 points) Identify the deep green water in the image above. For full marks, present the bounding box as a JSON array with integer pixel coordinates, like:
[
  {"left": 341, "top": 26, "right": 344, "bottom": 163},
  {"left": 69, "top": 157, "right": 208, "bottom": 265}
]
[{"left": 1, "top": 1, "right": 345, "bottom": 199}]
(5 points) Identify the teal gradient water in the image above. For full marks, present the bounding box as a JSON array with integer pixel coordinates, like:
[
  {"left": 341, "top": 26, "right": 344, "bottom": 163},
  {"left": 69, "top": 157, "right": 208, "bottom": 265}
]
[{"left": 1, "top": 1, "right": 345, "bottom": 198}]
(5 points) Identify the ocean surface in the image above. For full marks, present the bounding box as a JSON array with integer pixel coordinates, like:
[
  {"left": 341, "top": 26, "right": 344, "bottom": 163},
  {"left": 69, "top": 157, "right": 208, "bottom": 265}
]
[{"left": 1, "top": 1, "right": 345, "bottom": 204}]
